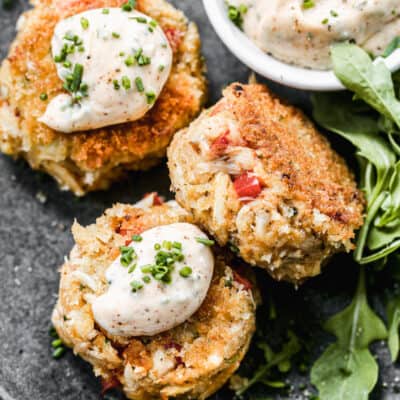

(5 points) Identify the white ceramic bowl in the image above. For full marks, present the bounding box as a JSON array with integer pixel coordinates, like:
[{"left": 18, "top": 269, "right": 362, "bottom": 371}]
[{"left": 203, "top": 0, "right": 400, "bottom": 91}]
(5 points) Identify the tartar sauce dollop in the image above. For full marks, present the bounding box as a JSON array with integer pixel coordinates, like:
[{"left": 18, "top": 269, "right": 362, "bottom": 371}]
[
  {"left": 229, "top": 0, "right": 400, "bottom": 70},
  {"left": 92, "top": 223, "right": 214, "bottom": 337},
  {"left": 40, "top": 7, "right": 172, "bottom": 132}
]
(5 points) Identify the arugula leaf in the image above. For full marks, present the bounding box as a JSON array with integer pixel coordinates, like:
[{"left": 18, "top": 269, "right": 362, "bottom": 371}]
[
  {"left": 236, "top": 331, "right": 301, "bottom": 395},
  {"left": 387, "top": 297, "right": 400, "bottom": 361},
  {"left": 312, "top": 92, "right": 397, "bottom": 261},
  {"left": 312, "top": 93, "right": 395, "bottom": 179},
  {"left": 331, "top": 43, "right": 400, "bottom": 130},
  {"left": 365, "top": 162, "right": 400, "bottom": 256},
  {"left": 311, "top": 268, "right": 387, "bottom": 400}
]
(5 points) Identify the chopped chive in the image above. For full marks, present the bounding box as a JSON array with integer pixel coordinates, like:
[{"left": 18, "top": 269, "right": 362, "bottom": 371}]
[
  {"left": 302, "top": 0, "right": 315, "bottom": 9},
  {"left": 112, "top": 32, "right": 120, "bottom": 38},
  {"left": 128, "top": 263, "right": 137, "bottom": 273},
  {"left": 119, "top": 51, "right": 126, "bottom": 57},
  {"left": 51, "top": 338, "right": 63, "bottom": 348},
  {"left": 321, "top": 18, "right": 329, "bottom": 24},
  {"left": 142, "top": 275, "right": 151, "bottom": 284},
  {"left": 158, "top": 64, "right": 165, "bottom": 72},
  {"left": 39, "top": 93, "right": 48, "bottom": 101},
  {"left": 134, "top": 17, "right": 147, "bottom": 23},
  {"left": 63, "top": 60, "right": 72, "bottom": 68},
  {"left": 146, "top": 91, "right": 156, "bottom": 104},
  {"left": 141, "top": 264, "right": 153, "bottom": 273},
  {"left": 135, "top": 76, "right": 144, "bottom": 92},
  {"left": 70, "top": 63, "right": 84, "bottom": 93},
  {"left": 78, "top": 45, "right": 85, "bottom": 52},
  {"left": 52, "top": 346, "right": 66, "bottom": 359},
  {"left": 162, "top": 240, "right": 172, "bottom": 250},
  {"left": 330, "top": 9, "right": 338, "bottom": 17},
  {"left": 179, "top": 266, "right": 192, "bottom": 278},
  {"left": 102, "top": 8, "right": 109, "bottom": 14},
  {"left": 149, "top": 20, "right": 157, "bottom": 28},
  {"left": 80, "top": 17, "right": 89, "bottom": 30},
  {"left": 121, "top": 76, "right": 131, "bottom": 90},
  {"left": 154, "top": 243, "right": 161, "bottom": 250},
  {"left": 130, "top": 280, "right": 143, "bottom": 292},
  {"left": 132, "top": 234, "right": 142, "bottom": 242},
  {"left": 113, "top": 79, "right": 120, "bottom": 90},
  {"left": 120, "top": 246, "right": 136, "bottom": 266},
  {"left": 125, "top": 55, "right": 135, "bottom": 66},
  {"left": 195, "top": 237, "right": 215, "bottom": 246},
  {"left": 121, "top": 0, "right": 135, "bottom": 11}
]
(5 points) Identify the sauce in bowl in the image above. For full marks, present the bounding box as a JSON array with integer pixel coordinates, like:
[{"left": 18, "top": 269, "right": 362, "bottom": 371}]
[{"left": 228, "top": 0, "right": 400, "bottom": 70}]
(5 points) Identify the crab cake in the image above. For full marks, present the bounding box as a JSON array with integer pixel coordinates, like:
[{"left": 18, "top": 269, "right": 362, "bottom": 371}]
[
  {"left": 52, "top": 195, "right": 257, "bottom": 400},
  {"left": 0, "top": 0, "right": 206, "bottom": 196},
  {"left": 168, "top": 83, "right": 364, "bottom": 283}
]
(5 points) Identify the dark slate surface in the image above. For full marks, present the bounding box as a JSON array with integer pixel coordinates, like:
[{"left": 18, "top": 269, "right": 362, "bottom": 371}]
[{"left": 0, "top": 2, "right": 399, "bottom": 400}]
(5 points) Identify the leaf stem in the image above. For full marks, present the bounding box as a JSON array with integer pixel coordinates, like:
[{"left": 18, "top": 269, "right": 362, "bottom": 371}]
[
  {"left": 354, "top": 191, "right": 388, "bottom": 262},
  {"left": 359, "top": 239, "right": 400, "bottom": 264}
]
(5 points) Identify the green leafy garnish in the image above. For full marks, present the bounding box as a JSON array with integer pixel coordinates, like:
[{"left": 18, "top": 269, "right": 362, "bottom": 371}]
[
  {"left": 311, "top": 269, "right": 387, "bottom": 400},
  {"left": 313, "top": 43, "right": 400, "bottom": 264},
  {"left": 226, "top": 2, "right": 248, "bottom": 29},
  {"left": 387, "top": 296, "right": 400, "bottom": 361},
  {"left": 331, "top": 43, "right": 400, "bottom": 130},
  {"left": 236, "top": 331, "right": 301, "bottom": 395}
]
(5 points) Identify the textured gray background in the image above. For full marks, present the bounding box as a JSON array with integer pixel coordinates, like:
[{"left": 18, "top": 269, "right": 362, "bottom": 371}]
[{"left": 0, "top": 1, "right": 398, "bottom": 400}]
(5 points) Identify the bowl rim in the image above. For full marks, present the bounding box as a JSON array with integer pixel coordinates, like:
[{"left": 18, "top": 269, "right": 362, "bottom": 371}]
[{"left": 202, "top": 0, "right": 400, "bottom": 91}]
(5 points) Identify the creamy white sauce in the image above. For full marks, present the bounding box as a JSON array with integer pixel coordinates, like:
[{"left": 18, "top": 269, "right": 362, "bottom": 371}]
[
  {"left": 40, "top": 8, "right": 172, "bottom": 132},
  {"left": 230, "top": 0, "right": 400, "bottom": 70},
  {"left": 92, "top": 223, "right": 214, "bottom": 337}
]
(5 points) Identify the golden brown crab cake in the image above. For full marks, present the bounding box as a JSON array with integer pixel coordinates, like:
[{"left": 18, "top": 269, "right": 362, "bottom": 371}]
[
  {"left": 0, "top": 0, "right": 206, "bottom": 195},
  {"left": 51, "top": 196, "right": 257, "bottom": 400},
  {"left": 168, "top": 83, "right": 364, "bottom": 284}
]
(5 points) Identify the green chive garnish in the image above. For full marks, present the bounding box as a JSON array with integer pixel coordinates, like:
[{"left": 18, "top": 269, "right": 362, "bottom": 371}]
[
  {"left": 102, "top": 8, "right": 109, "bottom": 14},
  {"left": 302, "top": 0, "right": 315, "bottom": 9},
  {"left": 51, "top": 338, "right": 63, "bottom": 348},
  {"left": 134, "top": 17, "right": 147, "bottom": 23},
  {"left": 128, "top": 263, "right": 137, "bottom": 273},
  {"left": 121, "top": 0, "right": 135, "bottom": 11},
  {"left": 130, "top": 280, "right": 143, "bottom": 292},
  {"left": 132, "top": 234, "right": 143, "bottom": 242},
  {"left": 195, "top": 237, "right": 215, "bottom": 246},
  {"left": 113, "top": 79, "right": 120, "bottom": 90},
  {"left": 112, "top": 32, "right": 120, "bottom": 38},
  {"left": 135, "top": 76, "right": 144, "bottom": 92},
  {"left": 52, "top": 346, "right": 66, "bottom": 359},
  {"left": 120, "top": 246, "right": 136, "bottom": 266},
  {"left": 146, "top": 91, "right": 156, "bottom": 104},
  {"left": 179, "top": 266, "right": 192, "bottom": 278},
  {"left": 80, "top": 17, "right": 89, "bottom": 30},
  {"left": 40, "top": 93, "right": 48, "bottom": 101},
  {"left": 121, "top": 76, "right": 131, "bottom": 90},
  {"left": 125, "top": 55, "right": 135, "bottom": 66}
]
